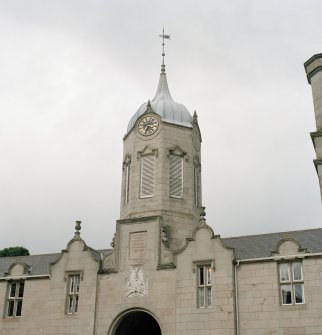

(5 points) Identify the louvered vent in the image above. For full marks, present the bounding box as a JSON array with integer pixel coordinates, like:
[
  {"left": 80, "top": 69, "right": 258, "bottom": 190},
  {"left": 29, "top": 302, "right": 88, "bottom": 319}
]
[
  {"left": 140, "top": 155, "right": 155, "bottom": 197},
  {"left": 170, "top": 155, "right": 183, "bottom": 198}
]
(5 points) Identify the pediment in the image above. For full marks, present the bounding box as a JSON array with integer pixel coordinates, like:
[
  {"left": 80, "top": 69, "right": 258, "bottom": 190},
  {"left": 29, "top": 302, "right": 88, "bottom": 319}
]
[
  {"left": 137, "top": 145, "right": 158, "bottom": 159},
  {"left": 166, "top": 145, "right": 188, "bottom": 161},
  {"left": 5, "top": 261, "right": 31, "bottom": 277}
]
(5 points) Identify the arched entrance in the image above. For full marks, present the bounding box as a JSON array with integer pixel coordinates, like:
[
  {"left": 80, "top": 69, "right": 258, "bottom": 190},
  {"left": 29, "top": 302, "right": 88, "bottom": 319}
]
[{"left": 111, "top": 310, "right": 162, "bottom": 335}]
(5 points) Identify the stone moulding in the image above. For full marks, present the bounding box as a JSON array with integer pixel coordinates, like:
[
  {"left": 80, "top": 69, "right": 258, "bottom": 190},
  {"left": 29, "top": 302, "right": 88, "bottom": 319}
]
[
  {"left": 271, "top": 237, "right": 308, "bottom": 256},
  {"left": 137, "top": 145, "right": 158, "bottom": 159},
  {"left": 5, "top": 261, "right": 32, "bottom": 277},
  {"left": 166, "top": 144, "right": 189, "bottom": 161}
]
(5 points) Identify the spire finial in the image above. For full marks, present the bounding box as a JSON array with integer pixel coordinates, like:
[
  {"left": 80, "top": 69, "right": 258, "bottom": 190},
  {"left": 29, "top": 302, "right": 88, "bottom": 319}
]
[{"left": 159, "top": 28, "right": 171, "bottom": 73}]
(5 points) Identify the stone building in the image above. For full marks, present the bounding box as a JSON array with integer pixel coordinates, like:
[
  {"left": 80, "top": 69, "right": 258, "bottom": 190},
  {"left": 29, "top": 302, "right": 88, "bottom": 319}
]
[{"left": 0, "top": 51, "right": 322, "bottom": 335}]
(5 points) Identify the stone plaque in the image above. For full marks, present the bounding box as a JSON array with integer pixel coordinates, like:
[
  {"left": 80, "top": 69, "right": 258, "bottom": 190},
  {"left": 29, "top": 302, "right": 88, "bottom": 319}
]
[{"left": 130, "top": 231, "right": 147, "bottom": 261}]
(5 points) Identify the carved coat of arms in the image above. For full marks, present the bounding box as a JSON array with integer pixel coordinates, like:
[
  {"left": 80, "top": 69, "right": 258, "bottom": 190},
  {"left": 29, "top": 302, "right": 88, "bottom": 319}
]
[{"left": 126, "top": 266, "right": 148, "bottom": 297}]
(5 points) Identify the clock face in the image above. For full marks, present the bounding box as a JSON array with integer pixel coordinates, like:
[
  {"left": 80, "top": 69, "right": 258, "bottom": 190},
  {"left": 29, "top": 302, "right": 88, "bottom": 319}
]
[{"left": 138, "top": 116, "right": 159, "bottom": 136}]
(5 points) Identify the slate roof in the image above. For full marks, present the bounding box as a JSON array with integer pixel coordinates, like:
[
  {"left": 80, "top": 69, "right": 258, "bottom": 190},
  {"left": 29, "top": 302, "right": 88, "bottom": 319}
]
[
  {"left": 1, "top": 228, "right": 321, "bottom": 276},
  {"left": 0, "top": 248, "right": 112, "bottom": 277},
  {"left": 0, "top": 253, "right": 60, "bottom": 277},
  {"left": 223, "top": 228, "right": 322, "bottom": 260}
]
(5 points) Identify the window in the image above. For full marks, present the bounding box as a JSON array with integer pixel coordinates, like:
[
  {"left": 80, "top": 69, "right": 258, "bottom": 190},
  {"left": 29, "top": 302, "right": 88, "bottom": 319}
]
[
  {"left": 193, "top": 156, "right": 201, "bottom": 206},
  {"left": 6, "top": 281, "right": 24, "bottom": 317},
  {"left": 193, "top": 166, "right": 199, "bottom": 206},
  {"left": 122, "top": 154, "right": 131, "bottom": 204},
  {"left": 140, "top": 155, "right": 155, "bottom": 198},
  {"left": 279, "top": 261, "right": 304, "bottom": 305},
  {"left": 169, "top": 155, "right": 183, "bottom": 198},
  {"left": 66, "top": 275, "right": 80, "bottom": 314},
  {"left": 197, "top": 265, "right": 212, "bottom": 308}
]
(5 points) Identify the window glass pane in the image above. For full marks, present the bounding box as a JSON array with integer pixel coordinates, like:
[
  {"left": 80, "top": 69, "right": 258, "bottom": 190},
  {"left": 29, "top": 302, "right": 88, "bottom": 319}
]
[
  {"left": 207, "top": 287, "right": 212, "bottom": 307},
  {"left": 199, "top": 287, "right": 205, "bottom": 308},
  {"left": 292, "top": 262, "right": 302, "bottom": 281},
  {"left": 75, "top": 276, "right": 80, "bottom": 293},
  {"left": 75, "top": 295, "right": 79, "bottom": 313},
  {"left": 207, "top": 266, "right": 211, "bottom": 285},
  {"left": 280, "top": 264, "right": 290, "bottom": 281},
  {"left": 70, "top": 278, "right": 74, "bottom": 293},
  {"left": 18, "top": 282, "right": 24, "bottom": 298},
  {"left": 7, "top": 301, "right": 14, "bottom": 317},
  {"left": 68, "top": 296, "right": 73, "bottom": 314},
  {"left": 16, "top": 300, "right": 23, "bottom": 316},
  {"left": 199, "top": 267, "right": 204, "bottom": 285},
  {"left": 294, "top": 284, "right": 304, "bottom": 304},
  {"left": 10, "top": 282, "right": 17, "bottom": 297},
  {"left": 281, "top": 284, "right": 292, "bottom": 304}
]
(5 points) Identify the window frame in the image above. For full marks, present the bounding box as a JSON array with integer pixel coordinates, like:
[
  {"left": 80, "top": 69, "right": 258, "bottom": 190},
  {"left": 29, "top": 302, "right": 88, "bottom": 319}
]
[
  {"left": 66, "top": 274, "right": 81, "bottom": 315},
  {"left": 5, "top": 280, "right": 25, "bottom": 318},
  {"left": 196, "top": 264, "right": 212, "bottom": 308},
  {"left": 279, "top": 261, "right": 305, "bottom": 306}
]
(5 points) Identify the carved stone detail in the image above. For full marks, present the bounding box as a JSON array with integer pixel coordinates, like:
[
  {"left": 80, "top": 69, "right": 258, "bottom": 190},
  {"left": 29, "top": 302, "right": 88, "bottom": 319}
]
[
  {"left": 166, "top": 145, "right": 189, "bottom": 161},
  {"left": 137, "top": 145, "right": 158, "bottom": 159},
  {"left": 122, "top": 153, "right": 131, "bottom": 170},
  {"left": 126, "top": 266, "right": 148, "bottom": 297},
  {"left": 103, "top": 257, "right": 114, "bottom": 270},
  {"left": 161, "top": 225, "right": 169, "bottom": 248}
]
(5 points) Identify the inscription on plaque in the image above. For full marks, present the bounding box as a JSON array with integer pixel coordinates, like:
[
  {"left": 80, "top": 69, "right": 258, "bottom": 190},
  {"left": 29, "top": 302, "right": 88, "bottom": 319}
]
[{"left": 130, "top": 231, "right": 147, "bottom": 261}]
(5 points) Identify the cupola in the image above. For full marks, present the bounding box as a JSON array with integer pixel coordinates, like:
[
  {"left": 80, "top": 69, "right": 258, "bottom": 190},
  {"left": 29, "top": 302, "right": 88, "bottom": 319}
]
[{"left": 126, "top": 72, "right": 193, "bottom": 134}]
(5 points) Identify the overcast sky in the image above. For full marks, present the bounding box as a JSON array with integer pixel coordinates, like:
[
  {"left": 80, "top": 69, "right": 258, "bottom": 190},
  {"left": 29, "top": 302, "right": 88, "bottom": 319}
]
[{"left": 1, "top": 0, "right": 322, "bottom": 254}]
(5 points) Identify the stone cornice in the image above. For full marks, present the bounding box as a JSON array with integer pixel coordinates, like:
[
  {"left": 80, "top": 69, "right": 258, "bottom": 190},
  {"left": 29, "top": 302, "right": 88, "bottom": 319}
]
[
  {"left": 304, "top": 54, "right": 322, "bottom": 84},
  {"left": 310, "top": 131, "right": 322, "bottom": 148},
  {"left": 116, "top": 215, "right": 160, "bottom": 225}
]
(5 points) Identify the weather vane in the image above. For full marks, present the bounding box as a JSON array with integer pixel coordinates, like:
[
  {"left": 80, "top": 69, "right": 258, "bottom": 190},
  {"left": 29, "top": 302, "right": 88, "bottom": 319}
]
[{"left": 159, "top": 28, "right": 171, "bottom": 73}]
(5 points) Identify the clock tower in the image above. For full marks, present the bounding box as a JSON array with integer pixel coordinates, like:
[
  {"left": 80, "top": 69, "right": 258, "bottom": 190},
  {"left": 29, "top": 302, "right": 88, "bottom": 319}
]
[{"left": 119, "top": 35, "right": 202, "bottom": 250}]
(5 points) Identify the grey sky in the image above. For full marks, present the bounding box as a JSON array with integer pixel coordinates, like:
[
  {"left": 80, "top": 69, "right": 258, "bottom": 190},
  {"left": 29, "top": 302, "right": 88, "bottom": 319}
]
[{"left": 1, "top": 0, "right": 321, "bottom": 254}]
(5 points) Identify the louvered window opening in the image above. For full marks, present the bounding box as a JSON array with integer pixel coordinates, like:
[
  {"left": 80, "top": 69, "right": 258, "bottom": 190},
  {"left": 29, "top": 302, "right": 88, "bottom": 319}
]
[
  {"left": 194, "top": 166, "right": 199, "bottom": 206},
  {"left": 140, "top": 155, "right": 155, "bottom": 198},
  {"left": 170, "top": 155, "right": 183, "bottom": 198},
  {"left": 125, "top": 165, "right": 130, "bottom": 204}
]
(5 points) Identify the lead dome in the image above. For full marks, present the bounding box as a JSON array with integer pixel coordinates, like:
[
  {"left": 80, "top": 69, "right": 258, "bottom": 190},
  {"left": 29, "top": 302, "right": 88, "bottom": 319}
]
[{"left": 126, "top": 72, "right": 193, "bottom": 134}]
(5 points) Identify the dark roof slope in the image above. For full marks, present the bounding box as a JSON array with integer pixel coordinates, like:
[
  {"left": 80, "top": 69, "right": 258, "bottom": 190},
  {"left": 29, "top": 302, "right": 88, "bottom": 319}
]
[
  {"left": 0, "top": 248, "right": 112, "bottom": 277},
  {"left": 223, "top": 228, "right": 322, "bottom": 260},
  {"left": 0, "top": 253, "right": 60, "bottom": 277}
]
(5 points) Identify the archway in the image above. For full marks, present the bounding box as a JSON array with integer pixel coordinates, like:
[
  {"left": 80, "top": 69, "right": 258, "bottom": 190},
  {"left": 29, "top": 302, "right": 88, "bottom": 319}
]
[{"left": 112, "top": 310, "right": 162, "bottom": 335}]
